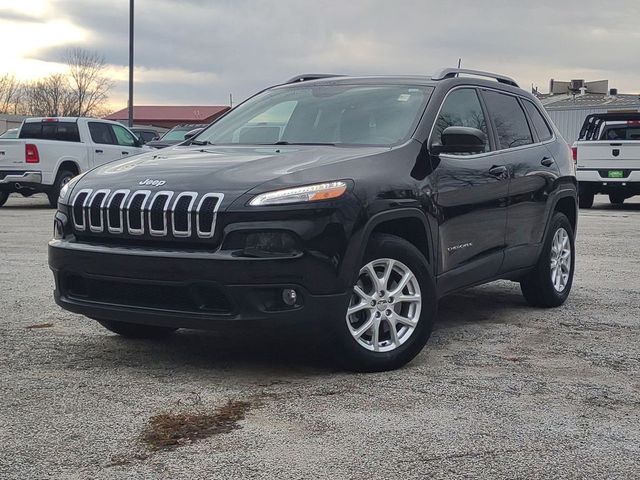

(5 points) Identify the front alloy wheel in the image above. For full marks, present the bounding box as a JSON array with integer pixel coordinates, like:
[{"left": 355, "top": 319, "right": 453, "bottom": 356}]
[
  {"left": 346, "top": 259, "right": 422, "bottom": 352},
  {"left": 332, "top": 234, "right": 437, "bottom": 372}
]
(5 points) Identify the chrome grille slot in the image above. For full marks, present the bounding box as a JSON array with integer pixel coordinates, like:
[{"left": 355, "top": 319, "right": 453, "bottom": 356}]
[
  {"left": 106, "top": 190, "right": 129, "bottom": 233},
  {"left": 89, "top": 189, "right": 110, "bottom": 232},
  {"left": 196, "top": 193, "right": 224, "bottom": 238},
  {"left": 72, "top": 189, "right": 92, "bottom": 231},
  {"left": 126, "top": 190, "right": 151, "bottom": 235},
  {"left": 171, "top": 192, "right": 197, "bottom": 237},
  {"left": 148, "top": 191, "right": 174, "bottom": 236}
]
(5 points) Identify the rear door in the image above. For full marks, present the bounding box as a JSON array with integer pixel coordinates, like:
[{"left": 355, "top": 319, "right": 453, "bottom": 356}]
[
  {"left": 88, "top": 122, "right": 123, "bottom": 167},
  {"left": 429, "top": 87, "right": 509, "bottom": 291},
  {"left": 480, "top": 90, "right": 559, "bottom": 271}
]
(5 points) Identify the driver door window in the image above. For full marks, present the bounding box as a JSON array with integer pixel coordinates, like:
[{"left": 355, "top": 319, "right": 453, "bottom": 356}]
[
  {"left": 432, "top": 89, "right": 489, "bottom": 154},
  {"left": 111, "top": 124, "right": 138, "bottom": 148}
]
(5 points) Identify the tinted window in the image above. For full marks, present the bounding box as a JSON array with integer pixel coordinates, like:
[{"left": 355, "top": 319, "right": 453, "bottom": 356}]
[
  {"left": 19, "top": 121, "right": 80, "bottom": 142},
  {"left": 137, "top": 131, "right": 158, "bottom": 143},
  {"left": 523, "top": 100, "right": 553, "bottom": 142},
  {"left": 483, "top": 91, "right": 533, "bottom": 149},
  {"left": 432, "top": 88, "right": 489, "bottom": 152},
  {"left": 600, "top": 125, "right": 640, "bottom": 140},
  {"left": 89, "top": 122, "right": 116, "bottom": 145},
  {"left": 112, "top": 125, "right": 137, "bottom": 147}
]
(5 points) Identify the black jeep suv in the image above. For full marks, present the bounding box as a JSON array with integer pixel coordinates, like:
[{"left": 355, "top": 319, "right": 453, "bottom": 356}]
[{"left": 49, "top": 69, "right": 577, "bottom": 371}]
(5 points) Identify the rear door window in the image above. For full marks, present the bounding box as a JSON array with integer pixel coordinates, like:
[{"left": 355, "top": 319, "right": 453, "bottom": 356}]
[
  {"left": 523, "top": 100, "right": 553, "bottom": 142},
  {"left": 89, "top": 122, "right": 117, "bottom": 145},
  {"left": 482, "top": 91, "right": 533, "bottom": 149}
]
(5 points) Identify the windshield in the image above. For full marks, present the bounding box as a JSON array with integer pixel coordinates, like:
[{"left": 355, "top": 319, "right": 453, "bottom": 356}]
[{"left": 193, "top": 84, "right": 433, "bottom": 147}]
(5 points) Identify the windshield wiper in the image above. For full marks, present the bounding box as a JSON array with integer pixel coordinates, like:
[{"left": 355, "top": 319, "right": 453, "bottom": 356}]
[
  {"left": 271, "top": 141, "right": 336, "bottom": 146},
  {"left": 190, "top": 139, "right": 214, "bottom": 146}
]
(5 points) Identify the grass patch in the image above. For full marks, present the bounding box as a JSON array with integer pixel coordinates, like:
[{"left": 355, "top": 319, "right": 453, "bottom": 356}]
[{"left": 141, "top": 399, "right": 253, "bottom": 451}]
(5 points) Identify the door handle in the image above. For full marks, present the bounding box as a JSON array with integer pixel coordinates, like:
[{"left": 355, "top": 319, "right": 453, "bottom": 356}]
[
  {"left": 95, "top": 149, "right": 103, "bottom": 154},
  {"left": 121, "top": 151, "right": 130, "bottom": 155},
  {"left": 541, "top": 156, "right": 554, "bottom": 167},
  {"left": 488, "top": 165, "right": 508, "bottom": 179}
]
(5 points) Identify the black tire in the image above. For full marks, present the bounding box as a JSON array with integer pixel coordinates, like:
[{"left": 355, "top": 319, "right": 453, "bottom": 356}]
[
  {"left": 47, "top": 169, "right": 75, "bottom": 208},
  {"left": 331, "top": 234, "right": 437, "bottom": 372},
  {"left": 520, "top": 212, "right": 575, "bottom": 308},
  {"left": 609, "top": 193, "right": 625, "bottom": 205},
  {"left": 0, "top": 191, "right": 8, "bottom": 207},
  {"left": 95, "top": 319, "right": 178, "bottom": 339},
  {"left": 578, "top": 188, "right": 594, "bottom": 209}
]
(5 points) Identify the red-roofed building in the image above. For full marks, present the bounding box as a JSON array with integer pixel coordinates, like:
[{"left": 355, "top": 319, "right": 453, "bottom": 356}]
[{"left": 104, "top": 105, "right": 231, "bottom": 129}]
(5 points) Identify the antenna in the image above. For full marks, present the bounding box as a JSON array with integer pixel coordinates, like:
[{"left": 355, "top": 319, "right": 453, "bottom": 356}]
[
  {"left": 229, "top": 93, "right": 233, "bottom": 108},
  {"left": 457, "top": 58, "right": 462, "bottom": 68}
]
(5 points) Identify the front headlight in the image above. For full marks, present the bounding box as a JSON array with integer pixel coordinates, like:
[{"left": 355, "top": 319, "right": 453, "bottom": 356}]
[
  {"left": 59, "top": 172, "right": 87, "bottom": 204},
  {"left": 248, "top": 181, "right": 348, "bottom": 206}
]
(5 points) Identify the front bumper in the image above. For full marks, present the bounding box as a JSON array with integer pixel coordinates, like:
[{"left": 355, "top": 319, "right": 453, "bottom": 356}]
[{"left": 48, "top": 239, "right": 352, "bottom": 329}]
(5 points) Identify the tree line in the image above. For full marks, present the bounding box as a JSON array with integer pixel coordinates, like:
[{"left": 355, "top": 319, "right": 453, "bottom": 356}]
[{"left": 0, "top": 48, "right": 113, "bottom": 118}]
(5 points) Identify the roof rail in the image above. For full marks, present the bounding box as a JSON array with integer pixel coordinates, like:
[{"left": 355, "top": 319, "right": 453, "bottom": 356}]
[
  {"left": 285, "top": 74, "right": 344, "bottom": 84},
  {"left": 432, "top": 68, "right": 519, "bottom": 88}
]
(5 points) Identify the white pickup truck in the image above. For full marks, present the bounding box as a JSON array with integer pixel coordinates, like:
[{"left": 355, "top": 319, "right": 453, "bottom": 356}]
[
  {"left": 574, "top": 112, "right": 640, "bottom": 208},
  {"left": 0, "top": 117, "right": 144, "bottom": 207}
]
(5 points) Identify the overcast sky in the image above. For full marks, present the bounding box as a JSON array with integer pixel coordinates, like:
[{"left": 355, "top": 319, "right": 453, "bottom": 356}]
[{"left": 1, "top": 0, "right": 639, "bottom": 109}]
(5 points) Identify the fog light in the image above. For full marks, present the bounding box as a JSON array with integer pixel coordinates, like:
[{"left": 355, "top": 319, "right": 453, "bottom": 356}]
[{"left": 282, "top": 288, "right": 298, "bottom": 306}]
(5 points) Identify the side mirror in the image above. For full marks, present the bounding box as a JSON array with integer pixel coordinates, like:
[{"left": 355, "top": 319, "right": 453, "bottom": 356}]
[{"left": 431, "top": 126, "right": 487, "bottom": 155}]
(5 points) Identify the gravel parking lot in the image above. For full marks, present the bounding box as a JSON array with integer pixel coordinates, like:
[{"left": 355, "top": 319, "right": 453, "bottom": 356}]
[{"left": 1, "top": 194, "right": 639, "bottom": 479}]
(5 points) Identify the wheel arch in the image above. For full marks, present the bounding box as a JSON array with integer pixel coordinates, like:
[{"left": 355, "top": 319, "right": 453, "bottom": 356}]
[
  {"left": 56, "top": 160, "right": 81, "bottom": 178},
  {"left": 340, "top": 208, "right": 436, "bottom": 286}
]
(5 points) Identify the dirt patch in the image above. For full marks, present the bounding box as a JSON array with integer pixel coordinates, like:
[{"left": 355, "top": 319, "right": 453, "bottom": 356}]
[
  {"left": 24, "top": 323, "right": 53, "bottom": 329},
  {"left": 141, "top": 399, "right": 254, "bottom": 451}
]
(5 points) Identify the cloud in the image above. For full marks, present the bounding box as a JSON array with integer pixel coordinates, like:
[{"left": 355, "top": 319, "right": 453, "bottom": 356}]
[{"left": 7, "top": 0, "right": 640, "bottom": 107}]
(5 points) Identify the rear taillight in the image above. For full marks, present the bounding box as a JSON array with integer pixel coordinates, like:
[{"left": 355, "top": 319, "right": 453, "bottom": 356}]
[
  {"left": 25, "top": 144, "right": 40, "bottom": 163},
  {"left": 571, "top": 146, "right": 577, "bottom": 162}
]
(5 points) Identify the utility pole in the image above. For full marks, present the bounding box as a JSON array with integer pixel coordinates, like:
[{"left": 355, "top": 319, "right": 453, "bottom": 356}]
[{"left": 128, "top": 0, "right": 134, "bottom": 127}]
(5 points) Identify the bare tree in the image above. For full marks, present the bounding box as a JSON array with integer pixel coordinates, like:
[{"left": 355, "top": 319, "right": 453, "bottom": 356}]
[
  {"left": 24, "top": 74, "right": 75, "bottom": 117},
  {"left": 0, "top": 74, "right": 22, "bottom": 114},
  {"left": 65, "top": 48, "right": 113, "bottom": 116}
]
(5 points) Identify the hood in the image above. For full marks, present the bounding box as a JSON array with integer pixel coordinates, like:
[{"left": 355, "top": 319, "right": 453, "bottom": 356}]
[{"left": 75, "top": 144, "right": 388, "bottom": 207}]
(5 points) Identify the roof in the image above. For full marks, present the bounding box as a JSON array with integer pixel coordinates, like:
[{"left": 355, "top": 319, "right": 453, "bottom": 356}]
[
  {"left": 105, "top": 105, "right": 230, "bottom": 122},
  {"left": 538, "top": 93, "right": 640, "bottom": 110}
]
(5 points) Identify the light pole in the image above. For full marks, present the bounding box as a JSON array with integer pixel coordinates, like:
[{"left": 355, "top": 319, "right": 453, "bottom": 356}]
[{"left": 128, "top": 0, "right": 134, "bottom": 127}]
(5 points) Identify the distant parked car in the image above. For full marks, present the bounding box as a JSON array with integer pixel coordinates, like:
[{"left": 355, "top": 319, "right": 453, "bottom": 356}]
[
  {"left": 0, "top": 128, "right": 19, "bottom": 139},
  {"left": 145, "top": 123, "right": 208, "bottom": 149},
  {"left": 130, "top": 127, "right": 164, "bottom": 145}
]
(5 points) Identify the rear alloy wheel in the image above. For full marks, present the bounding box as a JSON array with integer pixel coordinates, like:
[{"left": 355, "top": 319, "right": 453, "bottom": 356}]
[
  {"left": 333, "top": 234, "right": 437, "bottom": 372},
  {"left": 520, "top": 212, "right": 575, "bottom": 308},
  {"left": 95, "top": 319, "right": 178, "bottom": 339},
  {"left": 0, "top": 191, "right": 8, "bottom": 207},
  {"left": 609, "top": 193, "right": 625, "bottom": 205}
]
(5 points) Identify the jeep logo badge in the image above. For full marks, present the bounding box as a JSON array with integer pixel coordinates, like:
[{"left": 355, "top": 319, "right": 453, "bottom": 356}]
[{"left": 138, "top": 179, "right": 166, "bottom": 187}]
